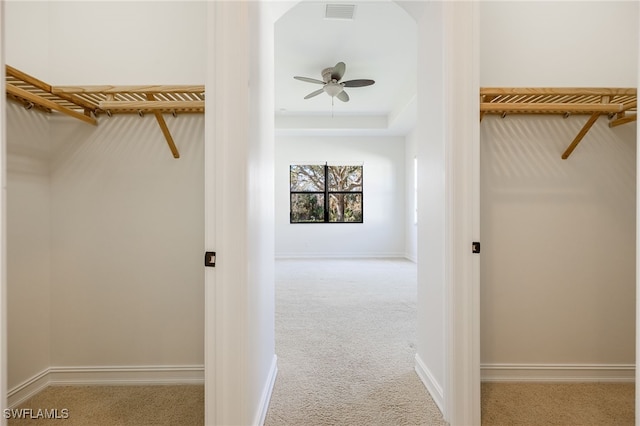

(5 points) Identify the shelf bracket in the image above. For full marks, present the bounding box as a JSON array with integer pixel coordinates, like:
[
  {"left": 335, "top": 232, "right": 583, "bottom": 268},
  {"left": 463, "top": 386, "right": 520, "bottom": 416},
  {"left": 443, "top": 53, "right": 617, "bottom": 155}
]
[
  {"left": 609, "top": 113, "right": 637, "bottom": 128},
  {"left": 146, "top": 93, "right": 180, "bottom": 159},
  {"left": 561, "top": 112, "right": 600, "bottom": 160}
]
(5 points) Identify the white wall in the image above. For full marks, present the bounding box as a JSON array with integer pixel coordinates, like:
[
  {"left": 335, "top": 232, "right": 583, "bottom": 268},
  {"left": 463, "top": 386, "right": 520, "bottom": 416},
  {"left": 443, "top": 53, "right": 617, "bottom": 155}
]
[
  {"left": 248, "top": 2, "right": 277, "bottom": 423},
  {"left": 5, "top": 1, "right": 51, "bottom": 393},
  {"left": 5, "top": 110, "right": 205, "bottom": 384},
  {"left": 6, "top": 1, "right": 206, "bottom": 85},
  {"left": 413, "top": 0, "right": 447, "bottom": 410},
  {"left": 48, "top": 1, "right": 205, "bottom": 85},
  {"left": 275, "top": 135, "right": 406, "bottom": 258},
  {"left": 480, "top": 1, "right": 638, "bottom": 378},
  {"left": 5, "top": 0, "right": 206, "bottom": 391},
  {"left": 481, "top": 1, "right": 637, "bottom": 87},
  {"left": 49, "top": 114, "right": 204, "bottom": 368},
  {"left": 6, "top": 104, "right": 51, "bottom": 390},
  {"left": 481, "top": 116, "right": 636, "bottom": 368},
  {"left": 5, "top": 2, "right": 49, "bottom": 80}
]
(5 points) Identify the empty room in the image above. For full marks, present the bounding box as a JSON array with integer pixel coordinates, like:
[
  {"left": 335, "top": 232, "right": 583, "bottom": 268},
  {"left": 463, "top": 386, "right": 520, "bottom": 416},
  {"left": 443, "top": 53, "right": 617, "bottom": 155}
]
[{"left": 266, "top": 1, "right": 435, "bottom": 424}]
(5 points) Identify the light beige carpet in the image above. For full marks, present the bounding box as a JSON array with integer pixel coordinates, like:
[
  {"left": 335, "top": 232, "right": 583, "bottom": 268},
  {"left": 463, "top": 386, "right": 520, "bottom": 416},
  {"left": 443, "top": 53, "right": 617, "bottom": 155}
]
[
  {"left": 264, "top": 258, "right": 446, "bottom": 426},
  {"left": 8, "top": 258, "right": 634, "bottom": 425},
  {"left": 8, "top": 385, "right": 203, "bottom": 425},
  {"left": 482, "top": 382, "right": 634, "bottom": 425}
]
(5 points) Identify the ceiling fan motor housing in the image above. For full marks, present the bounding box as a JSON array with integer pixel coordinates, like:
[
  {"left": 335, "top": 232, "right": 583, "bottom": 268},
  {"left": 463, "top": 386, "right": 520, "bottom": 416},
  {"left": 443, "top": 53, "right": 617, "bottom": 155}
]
[{"left": 321, "top": 67, "right": 334, "bottom": 83}]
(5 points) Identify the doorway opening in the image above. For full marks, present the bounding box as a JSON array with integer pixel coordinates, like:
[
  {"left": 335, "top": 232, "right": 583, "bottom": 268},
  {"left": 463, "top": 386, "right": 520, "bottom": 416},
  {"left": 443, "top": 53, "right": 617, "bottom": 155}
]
[{"left": 268, "top": 1, "right": 433, "bottom": 422}]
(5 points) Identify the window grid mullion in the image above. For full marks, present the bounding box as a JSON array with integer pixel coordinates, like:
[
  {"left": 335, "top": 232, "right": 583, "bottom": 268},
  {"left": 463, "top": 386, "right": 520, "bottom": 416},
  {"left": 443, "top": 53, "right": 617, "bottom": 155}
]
[
  {"left": 324, "top": 164, "right": 329, "bottom": 222},
  {"left": 290, "top": 164, "right": 363, "bottom": 223}
]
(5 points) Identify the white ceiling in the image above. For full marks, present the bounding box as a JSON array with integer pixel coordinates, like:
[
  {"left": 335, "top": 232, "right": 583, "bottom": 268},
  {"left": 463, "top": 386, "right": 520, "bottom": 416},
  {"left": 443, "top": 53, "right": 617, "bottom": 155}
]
[{"left": 274, "top": 1, "right": 417, "bottom": 136}]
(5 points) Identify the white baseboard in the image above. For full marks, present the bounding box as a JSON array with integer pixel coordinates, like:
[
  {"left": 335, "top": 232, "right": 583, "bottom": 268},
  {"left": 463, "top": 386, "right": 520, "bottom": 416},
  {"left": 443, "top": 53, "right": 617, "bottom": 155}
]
[
  {"left": 481, "top": 363, "right": 635, "bottom": 382},
  {"left": 47, "top": 365, "right": 205, "bottom": 386},
  {"left": 254, "top": 355, "right": 278, "bottom": 426},
  {"left": 7, "top": 368, "right": 50, "bottom": 409},
  {"left": 275, "top": 253, "right": 406, "bottom": 259},
  {"left": 404, "top": 254, "right": 417, "bottom": 263},
  {"left": 414, "top": 354, "right": 445, "bottom": 414},
  {"left": 9, "top": 365, "right": 204, "bottom": 408}
]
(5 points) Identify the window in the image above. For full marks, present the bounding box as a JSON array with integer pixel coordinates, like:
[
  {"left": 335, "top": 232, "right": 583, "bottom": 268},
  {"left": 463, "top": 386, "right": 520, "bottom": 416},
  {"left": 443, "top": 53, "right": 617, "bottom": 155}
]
[{"left": 290, "top": 164, "right": 363, "bottom": 223}]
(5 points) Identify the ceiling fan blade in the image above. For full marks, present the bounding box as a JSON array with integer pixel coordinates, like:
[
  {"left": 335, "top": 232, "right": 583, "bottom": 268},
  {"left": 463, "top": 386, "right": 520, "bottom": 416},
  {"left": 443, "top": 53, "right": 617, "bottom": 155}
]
[
  {"left": 304, "top": 88, "right": 325, "bottom": 99},
  {"left": 336, "top": 90, "right": 349, "bottom": 102},
  {"left": 342, "top": 79, "right": 375, "bottom": 88},
  {"left": 294, "top": 76, "right": 325, "bottom": 85},
  {"left": 331, "top": 62, "right": 346, "bottom": 81}
]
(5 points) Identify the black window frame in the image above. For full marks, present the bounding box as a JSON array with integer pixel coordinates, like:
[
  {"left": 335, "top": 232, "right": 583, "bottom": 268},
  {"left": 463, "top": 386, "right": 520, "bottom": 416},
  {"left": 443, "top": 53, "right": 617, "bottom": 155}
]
[{"left": 289, "top": 164, "right": 363, "bottom": 224}]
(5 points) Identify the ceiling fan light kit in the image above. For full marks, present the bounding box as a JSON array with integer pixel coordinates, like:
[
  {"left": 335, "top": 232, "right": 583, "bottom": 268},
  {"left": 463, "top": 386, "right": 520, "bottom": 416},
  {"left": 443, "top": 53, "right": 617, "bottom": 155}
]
[
  {"left": 294, "top": 61, "right": 374, "bottom": 103},
  {"left": 324, "top": 82, "right": 343, "bottom": 97}
]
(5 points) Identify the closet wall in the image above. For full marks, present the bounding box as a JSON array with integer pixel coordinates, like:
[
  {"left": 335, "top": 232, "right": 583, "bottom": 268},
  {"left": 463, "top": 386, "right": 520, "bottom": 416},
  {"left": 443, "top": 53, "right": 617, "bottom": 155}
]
[
  {"left": 7, "top": 103, "right": 51, "bottom": 389},
  {"left": 48, "top": 114, "right": 205, "bottom": 369},
  {"left": 479, "top": 1, "right": 638, "bottom": 378},
  {"left": 7, "top": 1, "right": 206, "bottom": 393}
]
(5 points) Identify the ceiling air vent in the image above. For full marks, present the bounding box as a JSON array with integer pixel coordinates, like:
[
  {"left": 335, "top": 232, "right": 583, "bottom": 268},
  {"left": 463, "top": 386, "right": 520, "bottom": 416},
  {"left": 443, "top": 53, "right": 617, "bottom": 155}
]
[{"left": 325, "top": 4, "right": 356, "bottom": 20}]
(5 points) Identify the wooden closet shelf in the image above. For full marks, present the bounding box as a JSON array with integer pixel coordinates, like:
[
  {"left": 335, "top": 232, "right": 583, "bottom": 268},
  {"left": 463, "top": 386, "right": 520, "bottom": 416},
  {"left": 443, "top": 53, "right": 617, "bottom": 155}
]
[
  {"left": 481, "top": 87, "right": 637, "bottom": 159},
  {"left": 6, "top": 66, "right": 636, "bottom": 160},
  {"left": 5, "top": 65, "right": 205, "bottom": 158}
]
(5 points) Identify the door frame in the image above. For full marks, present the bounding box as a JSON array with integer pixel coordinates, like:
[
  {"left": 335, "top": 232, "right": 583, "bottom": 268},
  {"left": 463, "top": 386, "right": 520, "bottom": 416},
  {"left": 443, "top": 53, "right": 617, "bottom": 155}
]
[
  {"left": 0, "top": 1, "right": 7, "bottom": 423},
  {"left": 636, "top": 4, "right": 640, "bottom": 423},
  {"left": 440, "top": 2, "right": 481, "bottom": 424}
]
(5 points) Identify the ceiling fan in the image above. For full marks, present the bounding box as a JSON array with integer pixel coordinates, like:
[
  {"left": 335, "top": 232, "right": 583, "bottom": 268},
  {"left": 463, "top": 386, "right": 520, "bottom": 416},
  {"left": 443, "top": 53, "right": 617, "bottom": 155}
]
[{"left": 294, "top": 62, "right": 375, "bottom": 102}]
